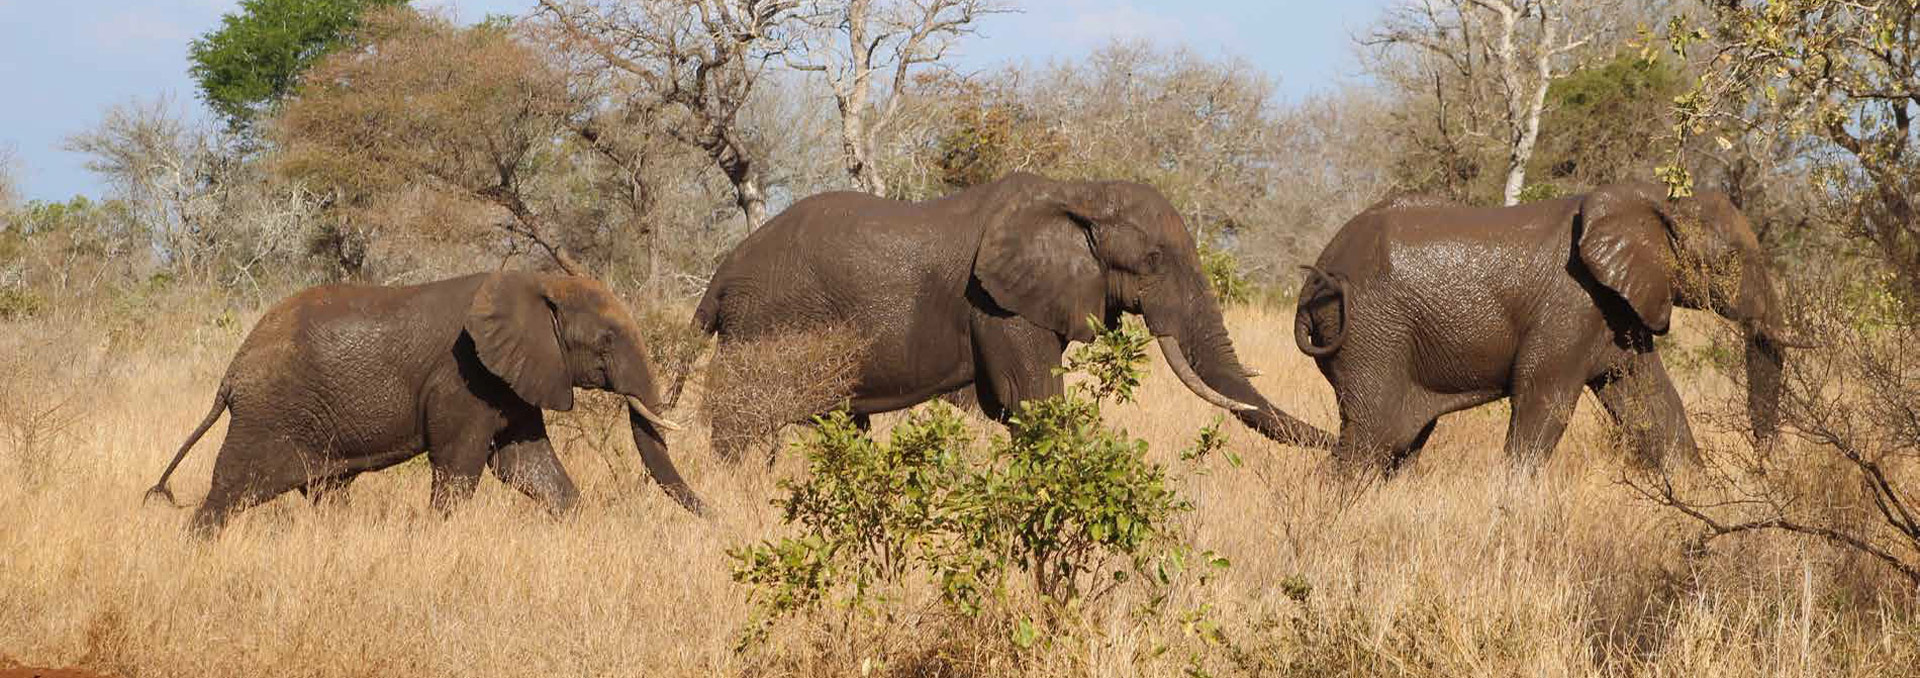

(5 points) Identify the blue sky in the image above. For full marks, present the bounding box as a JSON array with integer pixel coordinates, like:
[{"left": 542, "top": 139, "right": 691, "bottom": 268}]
[{"left": 0, "top": 0, "right": 1392, "bottom": 202}]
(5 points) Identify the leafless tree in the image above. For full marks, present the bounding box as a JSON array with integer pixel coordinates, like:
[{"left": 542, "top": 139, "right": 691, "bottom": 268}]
[
  {"left": 537, "top": 0, "right": 801, "bottom": 228},
  {"left": 0, "top": 144, "right": 19, "bottom": 213},
  {"left": 276, "top": 7, "right": 588, "bottom": 275},
  {"left": 785, "top": 0, "right": 1009, "bottom": 196},
  {"left": 63, "top": 97, "right": 228, "bottom": 280},
  {"left": 1365, "top": 0, "right": 1613, "bottom": 205},
  {"left": 1627, "top": 280, "right": 1920, "bottom": 590}
]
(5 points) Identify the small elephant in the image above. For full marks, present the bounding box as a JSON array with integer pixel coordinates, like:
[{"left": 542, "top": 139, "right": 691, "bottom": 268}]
[
  {"left": 146, "top": 271, "right": 707, "bottom": 535},
  {"left": 684, "top": 172, "right": 1332, "bottom": 459},
  {"left": 1295, "top": 182, "right": 1807, "bottom": 473}
]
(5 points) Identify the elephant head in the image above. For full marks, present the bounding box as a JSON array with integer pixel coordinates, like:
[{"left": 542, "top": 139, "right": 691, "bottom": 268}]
[
  {"left": 466, "top": 272, "right": 707, "bottom": 514},
  {"left": 972, "top": 173, "right": 1334, "bottom": 448},
  {"left": 1577, "top": 182, "right": 1807, "bottom": 440}
]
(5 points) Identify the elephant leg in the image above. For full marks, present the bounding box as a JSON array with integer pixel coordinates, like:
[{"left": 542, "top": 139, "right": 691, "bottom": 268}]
[
  {"left": 490, "top": 418, "right": 580, "bottom": 517},
  {"left": 969, "top": 312, "right": 1067, "bottom": 421},
  {"left": 425, "top": 410, "right": 502, "bottom": 517},
  {"left": 299, "top": 472, "right": 359, "bottom": 506},
  {"left": 1324, "top": 365, "right": 1436, "bottom": 475},
  {"left": 1383, "top": 417, "right": 1441, "bottom": 476},
  {"left": 1503, "top": 372, "right": 1584, "bottom": 469},
  {"left": 190, "top": 433, "right": 321, "bottom": 536},
  {"left": 1588, "top": 352, "right": 1697, "bottom": 467}
]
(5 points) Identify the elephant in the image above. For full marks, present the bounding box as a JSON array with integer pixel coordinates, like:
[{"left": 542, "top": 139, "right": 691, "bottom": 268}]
[
  {"left": 682, "top": 171, "right": 1333, "bottom": 459},
  {"left": 146, "top": 271, "right": 707, "bottom": 535},
  {"left": 1294, "top": 182, "right": 1808, "bottom": 473}
]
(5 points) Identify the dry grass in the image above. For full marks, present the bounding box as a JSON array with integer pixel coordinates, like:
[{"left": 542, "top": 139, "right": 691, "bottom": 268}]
[
  {"left": 0, "top": 303, "right": 1915, "bottom": 677},
  {"left": 699, "top": 325, "right": 870, "bottom": 463}
]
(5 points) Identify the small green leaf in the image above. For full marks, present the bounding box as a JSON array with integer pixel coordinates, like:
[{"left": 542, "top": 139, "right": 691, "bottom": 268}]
[{"left": 1012, "top": 617, "right": 1037, "bottom": 648}]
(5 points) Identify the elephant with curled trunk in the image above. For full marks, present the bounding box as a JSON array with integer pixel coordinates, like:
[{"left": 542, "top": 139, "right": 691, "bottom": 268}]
[
  {"left": 684, "top": 171, "right": 1333, "bottom": 458},
  {"left": 147, "top": 271, "right": 707, "bottom": 535},
  {"left": 1295, "top": 182, "right": 1809, "bottom": 473}
]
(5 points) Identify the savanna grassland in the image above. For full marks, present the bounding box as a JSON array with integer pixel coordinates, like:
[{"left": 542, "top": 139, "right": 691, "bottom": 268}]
[{"left": 1, "top": 294, "right": 1913, "bottom": 678}]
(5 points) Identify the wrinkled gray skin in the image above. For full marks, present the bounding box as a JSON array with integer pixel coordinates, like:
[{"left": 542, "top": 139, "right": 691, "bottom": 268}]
[
  {"left": 686, "top": 172, "right": 1333, "bottom": 459},
  {"left": 147, "top": 272, "right": 707, "bottom": 536},
  {"left": 1295, "top": 182, "right": 1800, "bottom": 473}
]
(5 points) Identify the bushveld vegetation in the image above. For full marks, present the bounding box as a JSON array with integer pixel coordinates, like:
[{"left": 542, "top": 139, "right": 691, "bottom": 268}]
[{"left": 3, "top": 0, "right": 1918, "bottom": 676}]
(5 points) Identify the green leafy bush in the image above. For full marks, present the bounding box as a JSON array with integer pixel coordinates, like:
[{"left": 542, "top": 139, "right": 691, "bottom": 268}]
[
  {"left": 1198, "top": 242, "right": 1253, "bottom": 306},
  {"left": 1516, "top": 182, "right": 1564, "bottom": 203},
  {"left": 730, "top": 319, "right": 1230, "bottom": 656}
]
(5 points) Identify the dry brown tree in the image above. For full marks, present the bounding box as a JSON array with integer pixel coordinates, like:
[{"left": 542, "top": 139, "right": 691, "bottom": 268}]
[
  {"left": 701, "top": 324, "right": 870, "bottom": 464},
  {"left": 784, "top": 0, "right": 1009, "bottom": 196},
  {"left": 1627, "top": 0, "right": 1920, "bottom": 592},
  {"left": 63, "top": 98, "right": 228, "bottom": 281},
  {"left": 1628, "top": 280, "right": 1920, "bottom": 590},
  {"left": 274, "top": 7, "right": 586, "bottom": 275},
  {"left": 537, "top": 0, "right": 799, "bottom": 229},
  {"left": 1363, "top": 0, "right": 1631, "bottom": 205},
  {"left": 0, "top": 144, "right": 18, "bottom": 213}
]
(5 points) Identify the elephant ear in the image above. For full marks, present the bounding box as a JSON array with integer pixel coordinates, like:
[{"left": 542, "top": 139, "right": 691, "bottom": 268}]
[
  {"left": 466, "top": 272, "right": 574, "bottom": 411},
  {"left": 1577, "top": 186, "right": 1676, "bottom": 333},
  {"left": 974, "top": 181, "right": 1110, "bottom": 342}
]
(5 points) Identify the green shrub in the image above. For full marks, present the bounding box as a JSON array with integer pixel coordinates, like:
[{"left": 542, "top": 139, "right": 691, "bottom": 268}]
[
  {"left": 730, "top": 318, "right": 1231, "bottom": 657},
  {"left": 1199, "top": 242, "right": 1253, "bottom": 306},
  {"left": 1516, "top": 182, "right": 1564, "bottom": 203}
]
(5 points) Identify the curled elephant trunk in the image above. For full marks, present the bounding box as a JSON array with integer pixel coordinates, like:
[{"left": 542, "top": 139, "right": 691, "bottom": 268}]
[{"left": 626, "top": 402, "right": 708, "bottom": 516}]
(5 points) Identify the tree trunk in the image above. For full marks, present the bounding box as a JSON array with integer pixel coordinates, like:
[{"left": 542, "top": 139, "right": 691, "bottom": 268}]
[
  {"left": 709, "top": 129, "right": 769, "bottom": 229},
  {"left": 839, "top": 93, "right": 885, "bottom": 195},
  {"left": 836, "top": 0, "right": 887, "bottom": 196},
  {"left": 735, "top": 172, "right": 768, "bottom": 229},
  {"left": 1502, "top": 9, "right": 1556, "bottom": 206}
]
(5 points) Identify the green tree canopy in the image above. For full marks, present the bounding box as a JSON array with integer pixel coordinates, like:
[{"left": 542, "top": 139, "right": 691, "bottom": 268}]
[
  {"left": 188, "top": 0, "right": 408, "bottom": 133},
  {"left": 1528, "top": 53, "right": 1686, "bottom": 193}
]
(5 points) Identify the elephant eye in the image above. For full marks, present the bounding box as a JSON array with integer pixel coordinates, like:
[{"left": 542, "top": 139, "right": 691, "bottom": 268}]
[{"left": 1144, "top": 250, "right": 1164, "bottom": 273}]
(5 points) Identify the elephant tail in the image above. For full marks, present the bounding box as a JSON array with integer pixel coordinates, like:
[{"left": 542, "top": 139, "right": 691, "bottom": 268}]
[
  {"left": 1294, "top": 266, "right": 1347, "bottom": 359},
  {"left": 691, "top": 282, "right": 723, "bottom": 336},
  {"left": 663, "top": 286, "right": 725, "bottom": 409},
  {"left": 146, "top": 384, "right": 230, "bottom": 508}
]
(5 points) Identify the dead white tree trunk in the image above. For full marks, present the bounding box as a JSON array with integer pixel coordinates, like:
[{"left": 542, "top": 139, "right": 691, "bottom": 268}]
[
  {"left": 1472, "top": 0, "right": 1588, "bottom": 205},
  {"left": 538, "top": 0, "right": 795, "bottom": 228},
  {"left": 788, "top": 0, "right": 1006, "bottom": 196},
  {"left": 1369, "top": 0, "right": 1594, "bottom": 205}
]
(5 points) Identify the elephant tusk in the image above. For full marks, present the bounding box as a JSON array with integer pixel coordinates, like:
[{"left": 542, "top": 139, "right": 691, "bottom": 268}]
[
  {"left": 1243, "top": 367, "right": 1264, "bottom": 378},
  {"left": 1156, "top": 336, "right": 1258, "bottom": 412},
  {"left": 625, "top": 396, "right": 684, "bottom": 432}
]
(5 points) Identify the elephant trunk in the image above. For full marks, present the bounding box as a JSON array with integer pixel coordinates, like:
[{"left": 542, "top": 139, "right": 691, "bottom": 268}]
[
  {"left": 1729, "top": 265, "right": 1807, "bottom": 442},
  {"left": 1744, "top": 329, "right": 1785, "bottom": 442},
  {"left": 1144, "top": 282, "right": 1336, "bottom": 450},
  {"left": 607, "top": 326, "right": 707, "bottom": 516},
  {"left": 627, "top": 403, "right": 708, "bottom": 516}
]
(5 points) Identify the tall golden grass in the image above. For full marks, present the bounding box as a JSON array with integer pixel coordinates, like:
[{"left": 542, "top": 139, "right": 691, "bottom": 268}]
[{"left": 0, "top": 302, "right": 1914, "bottom": 677}]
